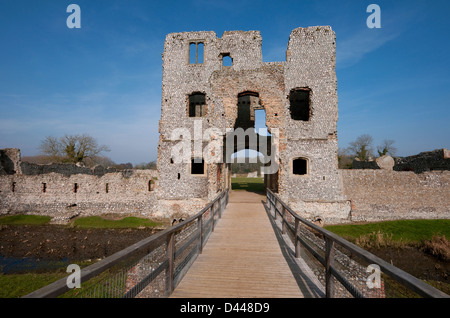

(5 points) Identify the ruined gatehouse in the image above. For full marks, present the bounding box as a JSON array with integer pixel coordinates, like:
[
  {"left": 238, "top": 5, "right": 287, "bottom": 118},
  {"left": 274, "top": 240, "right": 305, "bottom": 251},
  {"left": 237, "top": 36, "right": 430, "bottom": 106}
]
[
  {"left": 156, "top": 26, "right": 350, "bottom": 222},
  {"left": 1, "top": 27, "right": 449, "bottom": 224}
]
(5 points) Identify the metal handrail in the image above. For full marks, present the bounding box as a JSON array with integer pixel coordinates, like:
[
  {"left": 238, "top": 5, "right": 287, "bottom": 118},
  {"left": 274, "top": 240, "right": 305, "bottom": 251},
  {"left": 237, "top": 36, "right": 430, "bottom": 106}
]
[
  {"left": 265, "top": 188, "right": 449, "bottom": 298},
  {"left": 23, "top": 189, "right": 229, "bottom": 298}
]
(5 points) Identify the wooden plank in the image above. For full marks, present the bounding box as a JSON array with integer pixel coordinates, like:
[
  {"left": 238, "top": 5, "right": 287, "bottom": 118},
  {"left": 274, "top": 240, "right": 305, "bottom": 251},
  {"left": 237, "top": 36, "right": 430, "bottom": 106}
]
[{"left": 170, "top": 191, "right": 323, "bottom": 298}]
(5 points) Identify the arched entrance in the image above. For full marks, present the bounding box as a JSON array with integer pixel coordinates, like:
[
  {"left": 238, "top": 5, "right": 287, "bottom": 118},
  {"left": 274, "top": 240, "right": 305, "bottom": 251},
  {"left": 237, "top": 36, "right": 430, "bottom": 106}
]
[{"left": 223, "top": 91, "right": 279, "bottom": 193}]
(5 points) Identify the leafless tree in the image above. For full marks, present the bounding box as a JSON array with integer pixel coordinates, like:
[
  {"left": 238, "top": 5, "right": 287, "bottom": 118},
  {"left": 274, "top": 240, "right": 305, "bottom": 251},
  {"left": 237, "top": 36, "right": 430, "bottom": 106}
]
[
  {"left": 39, "top": 134, "right": 110, "bottom": 164},
  {"left": 347, "top": 134, "right": 374, "bottom": 161},
  {"left": 377, "top": 139, "right": 397, "bottom": 157}
]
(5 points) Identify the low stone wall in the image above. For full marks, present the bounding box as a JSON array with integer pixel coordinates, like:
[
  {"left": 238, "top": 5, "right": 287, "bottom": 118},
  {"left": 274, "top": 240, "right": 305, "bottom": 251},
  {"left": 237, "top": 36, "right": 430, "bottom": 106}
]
[
  {"left": 284, "top": 198, "right": 352, "bottom": 225},
  {"left": 19, "top": 161, "right": 118, "bottom": 177},
  {"left": 341, "top": 170, "right": 450, "bottom": 222},
  {"left": 0, "top": 170, "right": 159, "bottom": 223}
]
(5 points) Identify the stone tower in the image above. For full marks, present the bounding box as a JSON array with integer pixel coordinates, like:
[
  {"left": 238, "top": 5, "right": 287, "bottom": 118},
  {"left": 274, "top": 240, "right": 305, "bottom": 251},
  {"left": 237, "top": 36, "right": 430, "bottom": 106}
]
[{"left": 156, "top": 27, "right": 350, "bottom": 223}]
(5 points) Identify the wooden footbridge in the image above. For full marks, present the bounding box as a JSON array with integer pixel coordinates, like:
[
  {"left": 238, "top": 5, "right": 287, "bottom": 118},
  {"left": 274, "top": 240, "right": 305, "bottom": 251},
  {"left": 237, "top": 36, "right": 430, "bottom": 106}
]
[
  {"left": 25, "top": 188, "right": 448, "bottom": 298},
  {"left": 170, "top": 191, "right": 323, "bottom": 298}
]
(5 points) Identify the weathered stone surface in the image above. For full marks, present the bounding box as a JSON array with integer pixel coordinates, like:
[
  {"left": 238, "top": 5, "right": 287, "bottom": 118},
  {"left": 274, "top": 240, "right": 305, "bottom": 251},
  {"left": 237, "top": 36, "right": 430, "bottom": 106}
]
[
  {"left": 0, "top": 168, "right": 159, "bottom": 222},
  {"left": 341, "top": 170, "right": 450, "bottom": 222},
  {"left": 376, "top": 155, "right": 395, "bottom": 170},
  {"left": 157, "top": 27, "right": 346, "bottom": 217},
  {"left": 0, "top": 148, "right": 22, "bottom": 175}
]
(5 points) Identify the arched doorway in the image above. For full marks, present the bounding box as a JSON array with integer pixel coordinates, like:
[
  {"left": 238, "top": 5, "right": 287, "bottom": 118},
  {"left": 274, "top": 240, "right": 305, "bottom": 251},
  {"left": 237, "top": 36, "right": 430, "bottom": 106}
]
[{"left": 224, "top": 91, "right": 279, "bottom": 193}]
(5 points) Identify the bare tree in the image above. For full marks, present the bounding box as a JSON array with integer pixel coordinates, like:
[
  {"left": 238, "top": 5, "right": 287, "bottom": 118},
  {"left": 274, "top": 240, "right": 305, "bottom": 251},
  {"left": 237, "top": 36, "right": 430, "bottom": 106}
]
[
  {"left": 39, "top": 136, "right": 62, "bottom": 159},
  {"left": 377, "top": 139, "right": 397, "bottom": 157},
  {"left": 39, "top": 134, "right": 110, "bottom": 164},
  {"left": 347, "top": 134, "right": 374, "bottom": 161}
]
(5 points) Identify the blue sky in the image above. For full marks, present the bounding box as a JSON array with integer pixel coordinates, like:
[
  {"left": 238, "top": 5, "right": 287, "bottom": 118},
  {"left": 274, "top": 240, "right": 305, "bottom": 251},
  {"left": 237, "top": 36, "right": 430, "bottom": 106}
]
[{"left": 1, "top": 0, "right": 449, "bottom": 164}]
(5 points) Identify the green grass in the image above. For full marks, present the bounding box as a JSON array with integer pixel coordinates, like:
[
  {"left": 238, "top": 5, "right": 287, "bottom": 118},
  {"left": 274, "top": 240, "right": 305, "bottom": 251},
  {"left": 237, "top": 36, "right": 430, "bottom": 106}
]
[
  {"left": 325, "top": 219, "right": 450, "bottom": 244},
  {"left": 0, "top": 214, "right": 162, "bottom": 229},
  {"left": 0, "top": 259, "right": 100, "bottom": 298},
  {"left": 0, "top": 272, "right": 67, "bottom": 298},
  {"left": 231, "top": 177, "right": 265, "bottom": 193},
  {"left": 0, "top": 214, "right": 51, "bottom": 226},
  {"left": 72, "top": 216, "right": 161, "bottom": 229}
]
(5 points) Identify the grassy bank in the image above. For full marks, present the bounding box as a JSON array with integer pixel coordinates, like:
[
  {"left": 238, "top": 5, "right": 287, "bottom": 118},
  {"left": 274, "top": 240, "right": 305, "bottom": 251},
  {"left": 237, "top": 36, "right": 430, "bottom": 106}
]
[
  {"left": 0, "top": 214, "right": 162, "bottom": 229},
  {"left": 0, "top": 272, "right": 68, "bottom": 298},
  {"left": 72, "top": 216, "right": 161, "bottom": 229},
  {"left": 325, "top": 219, "right": 450, "bottom": 245},
  {"left": 231, "top": 177, "right": 265, "bottom": 193},
  {"left": 325, "top": 219, "right": 450, "bottom": 261},
  {"left": 0, "top": 215, "right": 51, "bottom": 226}
]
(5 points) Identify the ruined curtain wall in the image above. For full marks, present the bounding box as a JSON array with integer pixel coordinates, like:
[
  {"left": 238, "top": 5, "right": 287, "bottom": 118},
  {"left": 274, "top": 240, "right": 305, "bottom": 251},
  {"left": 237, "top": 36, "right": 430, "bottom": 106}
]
[
  {"left": 341, "top": 170, "right": 450, "bottom": 222},
  {"left": 0, "top": 170, "right": 158, "bottom": 223}
]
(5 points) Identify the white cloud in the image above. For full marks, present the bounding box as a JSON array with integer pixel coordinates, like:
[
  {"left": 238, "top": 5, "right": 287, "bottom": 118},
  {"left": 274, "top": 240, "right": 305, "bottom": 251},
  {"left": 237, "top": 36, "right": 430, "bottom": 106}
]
[{"left": 336, "top": 28, "right": 400, "bottom": 69}]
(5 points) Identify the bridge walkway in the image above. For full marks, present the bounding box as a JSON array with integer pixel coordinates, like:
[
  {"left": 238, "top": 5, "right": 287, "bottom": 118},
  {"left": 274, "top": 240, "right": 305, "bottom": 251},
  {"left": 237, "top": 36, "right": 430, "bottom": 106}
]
[{"left": 170, "top": 190, "right": 324, "bottom": 298}]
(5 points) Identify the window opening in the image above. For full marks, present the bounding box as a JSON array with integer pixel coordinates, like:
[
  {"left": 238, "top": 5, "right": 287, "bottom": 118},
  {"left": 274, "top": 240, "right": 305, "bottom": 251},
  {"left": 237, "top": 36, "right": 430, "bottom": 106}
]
[
  {"left": 148, "top": 180, "right": 155, "bottom": 192},
  {"left": 221, "top": 53, "right": 232, "bottom": 67},
  {"left": 289, "top": 88, "right": 311, "bottom": 121},
  {"left": 191, "top": 158, "right": 205, "bottom": 175},
  {"left": 189, "top": 41, "right": 204, "bottom": 64},
  {"left": 42, "top": 183, "right": 47, "bottom": 193},
  {"left": 74, "top": 183, "right": 78, "bottom": 193},
  {"left": 188, "top": 92, "right": 206, "bottom": 117},
  {"left": 293, "top": 158, "right": 308, "bottom": 175},
  {"left": 235, "top": 91, "right": 258, "bottom": 130}
]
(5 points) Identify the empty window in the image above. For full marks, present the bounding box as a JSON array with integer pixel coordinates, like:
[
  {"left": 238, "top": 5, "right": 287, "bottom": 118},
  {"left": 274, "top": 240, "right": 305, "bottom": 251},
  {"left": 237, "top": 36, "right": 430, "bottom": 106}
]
[
  {"left": 188, "top": 92, "right": 206, "bottom": 117},
  {"left": 289, "top": 88, "right": 311, "bottom": 121},
  {"left": 74, "top": 183, "right": 78, "bottom": 193},
  {"left": 11, "top": 182, "right": 16, "bottom": 192},
  {"left": 148, "top": 180, "right": 155, "bottom": 192},
  {"left": 42, "top": 183, "right": 47, "bottom": 193},
  {"left": 189, "top": 41, "right": 204, "bottom": 64},
  {"left": 221, "top": 53, "right": 232, "bottom": 67},
  {"left": 234, "top": 91, "right": 258, "bottom": 130},
  {"left": 191, "top": 158, "right": 205, "bottom": 175},
  {"left": 292, "top": 158, "right": 308, "bottom": 175},
  {"left": 105, "top": 183, "right": 109, "bottom": 193}
]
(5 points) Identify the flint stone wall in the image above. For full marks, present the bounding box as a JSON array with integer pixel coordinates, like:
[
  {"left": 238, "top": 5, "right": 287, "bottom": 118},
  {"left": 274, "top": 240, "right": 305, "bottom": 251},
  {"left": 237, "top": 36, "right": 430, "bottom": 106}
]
[
  {"left": 341, "top": 170, "right": 450, "bottom": 222},
  {"left": 0, "top": 169, "right": 159, "bottom": 223}
]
